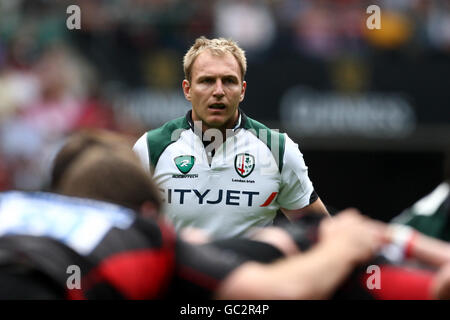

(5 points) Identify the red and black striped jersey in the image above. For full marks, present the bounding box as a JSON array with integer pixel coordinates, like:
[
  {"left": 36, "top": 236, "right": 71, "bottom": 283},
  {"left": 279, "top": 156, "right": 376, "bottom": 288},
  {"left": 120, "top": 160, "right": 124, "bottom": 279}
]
[{"left": 0, "top": 191, "right": 176, "bottom": 299}]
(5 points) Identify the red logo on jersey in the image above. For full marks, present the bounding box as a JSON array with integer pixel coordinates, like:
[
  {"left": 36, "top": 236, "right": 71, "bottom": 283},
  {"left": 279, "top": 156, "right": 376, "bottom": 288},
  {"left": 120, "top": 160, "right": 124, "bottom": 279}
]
[
  {"left": 234, "top": 153, "right": 255, "bottom": 178},
  {"left": 260, "top": 192, "right": 278, "bottom": 207}
]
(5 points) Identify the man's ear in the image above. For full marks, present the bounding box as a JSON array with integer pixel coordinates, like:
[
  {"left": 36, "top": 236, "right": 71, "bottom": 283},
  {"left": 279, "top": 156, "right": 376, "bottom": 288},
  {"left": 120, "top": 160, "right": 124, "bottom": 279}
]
[
  {"left": 140, "top": 201, "right": 159, "bottom": 220},
  {"left": 182, "top": 79, "right": 191, "bottom": 101},
  {"left": 240, "top": 81, "right": 247, "bottom": 102}
]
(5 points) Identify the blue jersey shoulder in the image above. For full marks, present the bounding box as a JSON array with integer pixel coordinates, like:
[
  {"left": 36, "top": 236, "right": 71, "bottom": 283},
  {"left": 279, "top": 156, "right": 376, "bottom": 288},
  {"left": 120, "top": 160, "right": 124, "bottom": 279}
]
[{"left": 0, "top": 191, "right": 136, "bottom": 255}]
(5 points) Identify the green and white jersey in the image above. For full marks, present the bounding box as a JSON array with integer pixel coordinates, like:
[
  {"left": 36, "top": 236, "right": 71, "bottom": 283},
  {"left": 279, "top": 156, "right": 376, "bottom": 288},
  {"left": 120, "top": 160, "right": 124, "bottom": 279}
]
[
  {"left": 133, "top": 111, "right": 317, "bottom": 239},
  {"left": 392, "top": 182, "right": 450, "bottom": 241}
]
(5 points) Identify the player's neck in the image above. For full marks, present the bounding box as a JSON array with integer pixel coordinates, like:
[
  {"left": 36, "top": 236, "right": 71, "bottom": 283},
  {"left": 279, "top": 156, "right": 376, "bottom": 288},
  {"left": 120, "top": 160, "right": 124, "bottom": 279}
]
[{"left": 192, "top": 111, "right": 240, "bottom": 139}]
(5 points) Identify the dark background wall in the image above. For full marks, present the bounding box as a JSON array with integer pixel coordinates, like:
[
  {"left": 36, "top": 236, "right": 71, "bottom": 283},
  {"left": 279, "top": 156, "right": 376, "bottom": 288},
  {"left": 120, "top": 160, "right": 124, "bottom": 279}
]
[{"left": 304, "top": 150, "right": 444, "bottom": 221}]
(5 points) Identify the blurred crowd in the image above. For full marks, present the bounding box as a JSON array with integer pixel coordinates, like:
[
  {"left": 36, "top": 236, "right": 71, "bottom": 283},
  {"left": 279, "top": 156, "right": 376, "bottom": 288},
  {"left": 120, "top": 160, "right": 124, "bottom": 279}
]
[{"left": 0, "top": 0, "right": 449, "bottom": 191}]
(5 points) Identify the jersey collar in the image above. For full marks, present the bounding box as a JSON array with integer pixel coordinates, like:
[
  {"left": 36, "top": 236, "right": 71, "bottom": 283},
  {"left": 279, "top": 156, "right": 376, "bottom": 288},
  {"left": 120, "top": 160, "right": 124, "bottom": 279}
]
[{"left": 185, "top": 109, "right": 247, "bottom": 133}]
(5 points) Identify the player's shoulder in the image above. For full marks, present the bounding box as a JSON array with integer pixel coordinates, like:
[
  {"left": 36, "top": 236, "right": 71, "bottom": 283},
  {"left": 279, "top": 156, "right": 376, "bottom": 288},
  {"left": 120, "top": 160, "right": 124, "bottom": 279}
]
[
  {"left": 139, "top": 116, "right": 191, "bottom": 168},
  {"left": 133, "top": 115, "right": 190, "bottom": 151},
  {"left": 411, "top": 182, "right": 450, "bottom": 215},
  {"left": 146, "top": 116, "right": 190, "bottom": 142},
  {"left": 146, "top": 116, "right": 189, "bottom": 137},
  {"left": 242, "top": 114, "right": 286, "bottom": 172},
  {"left": 394, "top": 182, "right": 450, "bottom": 223},
  {"left": 243, "top": 115, "right": 275, "bottom": 133},
  {"left": 243, "top": 114, "right": 285, "bottom": 143},
  {"left": 0, "top": 190, "right": 135, "bottom": 217}
]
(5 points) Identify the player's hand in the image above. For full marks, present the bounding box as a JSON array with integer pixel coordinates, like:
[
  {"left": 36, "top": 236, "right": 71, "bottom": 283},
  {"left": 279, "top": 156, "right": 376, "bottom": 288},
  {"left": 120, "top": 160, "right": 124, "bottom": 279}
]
[
  {"left": 179, "top": 227, "right": 211, "bottom": 244},
  {"left": 318, "top": 208, "right": 387, "bottom": 266}
]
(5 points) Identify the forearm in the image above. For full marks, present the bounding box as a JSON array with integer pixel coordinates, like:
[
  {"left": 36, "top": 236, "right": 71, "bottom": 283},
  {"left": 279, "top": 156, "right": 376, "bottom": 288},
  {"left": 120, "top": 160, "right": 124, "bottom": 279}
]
[
  {"left": 215, "top": 241, "right": 358, "bottom": 300},
  {"left": 411, "top": 233, "right": 450, "bottom": 268},
  {"left": 274, "top": 242, "right": 360, "bottom": 299},
  {"left": 387, "top": 225, "right": 450, "bottom": 268},
  {"left": 283, "top": 198, "right": 331, "bottom": 223},
  {"left": 216, "top": 209, "right": 384, "bottom": 299}
]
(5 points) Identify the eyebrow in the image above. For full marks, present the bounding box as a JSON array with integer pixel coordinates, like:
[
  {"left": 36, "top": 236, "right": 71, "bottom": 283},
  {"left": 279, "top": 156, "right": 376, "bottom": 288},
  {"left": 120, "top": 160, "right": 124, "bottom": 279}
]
[{"left": 196, "top": 74, "right": 239, "bottom": 81}]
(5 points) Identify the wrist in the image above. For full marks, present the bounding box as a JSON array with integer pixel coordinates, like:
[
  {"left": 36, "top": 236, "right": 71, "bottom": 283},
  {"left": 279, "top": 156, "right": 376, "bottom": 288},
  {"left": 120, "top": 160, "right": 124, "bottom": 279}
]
[{"left": 381, "top": 224, "right": 417, "bottom": 262}]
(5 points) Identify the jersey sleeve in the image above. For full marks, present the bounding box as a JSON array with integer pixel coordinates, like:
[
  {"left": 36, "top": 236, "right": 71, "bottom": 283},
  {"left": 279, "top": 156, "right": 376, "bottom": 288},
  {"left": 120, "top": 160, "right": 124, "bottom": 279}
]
[
  {"left": 133, "top": 133, "right": 151, "bottom": 173},
  {"left": 276, "top": 135, "right": 315, "bottom": 210},
  {"left": 391, "top": 182, "right": 450, "bottom": 240}
]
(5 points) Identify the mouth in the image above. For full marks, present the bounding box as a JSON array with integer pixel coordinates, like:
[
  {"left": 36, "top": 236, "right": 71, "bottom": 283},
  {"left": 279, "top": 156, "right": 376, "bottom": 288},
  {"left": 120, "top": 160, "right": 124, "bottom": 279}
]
[{"left": 208, "top": 103, "right": 226, "bottom": 110}]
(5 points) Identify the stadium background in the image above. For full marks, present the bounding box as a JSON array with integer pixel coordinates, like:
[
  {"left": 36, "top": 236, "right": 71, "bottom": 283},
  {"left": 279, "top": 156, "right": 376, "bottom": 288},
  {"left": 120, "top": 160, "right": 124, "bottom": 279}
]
[{"left": 0, "top": 0, "right": 448, "bottom": 222}]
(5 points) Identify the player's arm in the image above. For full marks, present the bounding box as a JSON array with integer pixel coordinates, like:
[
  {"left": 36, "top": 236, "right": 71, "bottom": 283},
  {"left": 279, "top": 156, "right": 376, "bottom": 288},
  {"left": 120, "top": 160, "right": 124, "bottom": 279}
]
[
  {"left": 281, "top": 197, "right": 330, "bottom": 221},
  {"left": 215, "top": 242, "right": 357, "bottom": 299},
  {"left": 410, "top": 232, "right": 450, "bottom": 267},
  {"left": 132, "top": 133, "right": 151, "bottom": 172},
  {"left": 386, "top": 224, "right": 450, "bottom": 268},
  {"left": 215, "top": 210, "right": 385, "bottom": 299},
  {"left": 277, "top": 136, "right": 330, "bottom": 221}
]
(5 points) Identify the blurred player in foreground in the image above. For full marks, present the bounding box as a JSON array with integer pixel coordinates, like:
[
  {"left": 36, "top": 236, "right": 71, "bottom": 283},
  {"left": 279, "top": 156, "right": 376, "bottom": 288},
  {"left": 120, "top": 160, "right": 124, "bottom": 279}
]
[
  {"left": 392, "top": 148, "right": 450, "bottom": 241},
  {"left": 0, "top": 130, "right": 449, "bottom": 299}
]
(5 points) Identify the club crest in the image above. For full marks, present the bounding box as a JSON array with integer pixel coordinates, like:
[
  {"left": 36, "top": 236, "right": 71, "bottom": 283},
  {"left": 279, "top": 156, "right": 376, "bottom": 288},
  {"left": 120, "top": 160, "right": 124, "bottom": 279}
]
[
  {"left": 234, "top": 153, "right": 255, "bottom": 178},
  {"left": 174, "top": 155, "right": 195, "bottom": 174}
]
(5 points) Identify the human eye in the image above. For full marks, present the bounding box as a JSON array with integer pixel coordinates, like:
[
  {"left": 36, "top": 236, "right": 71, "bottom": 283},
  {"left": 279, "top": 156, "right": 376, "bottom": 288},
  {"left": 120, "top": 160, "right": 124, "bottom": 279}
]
[
  {"left": 200, "top": 77, "right": 214, "bottom": 84},
  {"left": 223, "top": 77, "right": 238, "bottom": 84}
]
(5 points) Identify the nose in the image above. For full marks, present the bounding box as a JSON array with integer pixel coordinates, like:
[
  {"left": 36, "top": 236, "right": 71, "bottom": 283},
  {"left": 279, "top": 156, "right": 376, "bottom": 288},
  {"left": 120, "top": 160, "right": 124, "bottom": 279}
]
[{"left": 212, "top": 79, "right": 225, "bottom": 98}]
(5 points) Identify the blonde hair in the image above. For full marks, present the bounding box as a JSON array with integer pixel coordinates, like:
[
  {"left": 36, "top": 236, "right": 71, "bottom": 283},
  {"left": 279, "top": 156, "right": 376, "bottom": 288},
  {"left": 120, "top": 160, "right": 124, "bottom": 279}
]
[{"left": 183, "top": 36, "right": 247, "bottom": 82}]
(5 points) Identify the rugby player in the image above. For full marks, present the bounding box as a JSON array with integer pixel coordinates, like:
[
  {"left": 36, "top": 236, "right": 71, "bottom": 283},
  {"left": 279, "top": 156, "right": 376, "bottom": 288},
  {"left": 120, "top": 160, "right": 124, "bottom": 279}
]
[
  {"left": 1, "top": 130, "right": 450, "bottom": 299},
  {"left": 133, "top": 37, "right": 329, "bottom": 239}
]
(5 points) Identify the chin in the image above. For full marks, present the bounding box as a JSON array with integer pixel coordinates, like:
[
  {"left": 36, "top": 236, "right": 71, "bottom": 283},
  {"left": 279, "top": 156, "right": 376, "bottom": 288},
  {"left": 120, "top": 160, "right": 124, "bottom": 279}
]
[
  {"left": 204, "top": 116, "right": 227, "bottom": 128},
  {"left": 205, "top": 120, "right": 226, "bottom": 130}
]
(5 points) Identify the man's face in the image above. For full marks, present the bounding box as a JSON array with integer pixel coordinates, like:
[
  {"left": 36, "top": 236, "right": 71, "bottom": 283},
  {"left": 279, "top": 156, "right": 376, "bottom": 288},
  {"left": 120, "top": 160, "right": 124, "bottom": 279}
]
[{"left": 182, "top": 50, "right": 246, "bottom": 132}]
